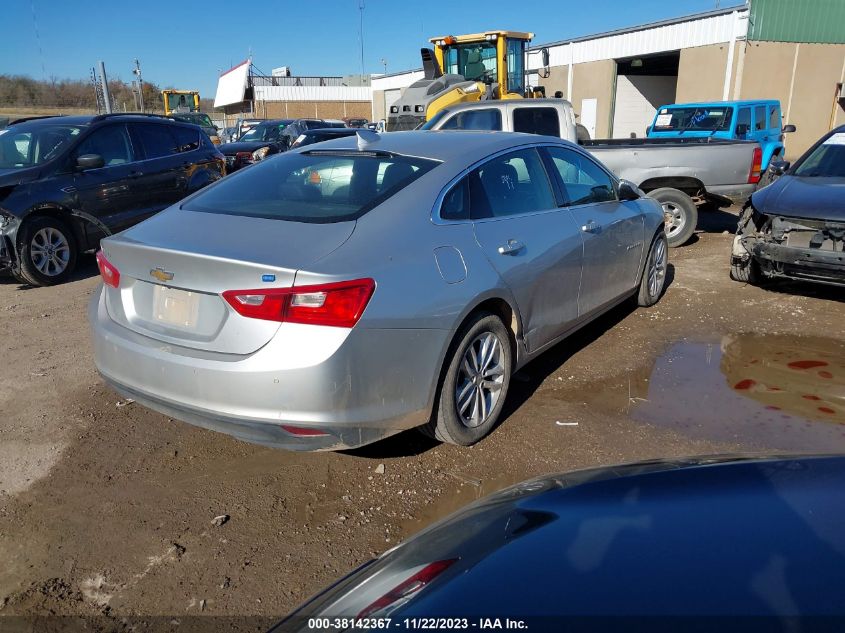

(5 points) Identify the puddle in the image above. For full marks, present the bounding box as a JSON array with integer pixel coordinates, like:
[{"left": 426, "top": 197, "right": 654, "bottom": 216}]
[{"left": 630, "top": 334, "right": 845, "bottom": 451}]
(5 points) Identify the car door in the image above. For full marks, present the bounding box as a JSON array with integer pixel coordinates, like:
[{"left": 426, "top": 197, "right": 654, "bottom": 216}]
[
  {"left": 542, "top": 145, "right": 644, "bottom": 316},
  {"left": 468, "top": 147, "right": 583, "bottom": 353},
  {"left": 71, "top": 123, "right": 144, "bottom": 234},
  {"left": 128, "top": 122, "right": 187, "bottom": 218}
]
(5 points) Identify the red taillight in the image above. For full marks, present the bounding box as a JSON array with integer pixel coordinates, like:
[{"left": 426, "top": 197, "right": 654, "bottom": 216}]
[
  {"left": 357, "top": 559, "right": 457, "bottom": 619},
  {"left": 280, "top": 424, "right": 329, "bottom": 437},
  {"left": 222, "top": 278, "right": 375, "bottom": 328},
  {"left": 748, "top": 146, "right": 763, "bottom": 184},
  {"left": 95, "top": 250, "right": 120, "bottom": 288},
  {"left": 235, "top": 151, "right": 253, "bottom": 162}
]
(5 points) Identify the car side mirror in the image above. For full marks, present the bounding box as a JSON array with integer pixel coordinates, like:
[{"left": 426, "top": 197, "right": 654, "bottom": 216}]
[
  {"left": 770, "top": 159, "right": 790, "bottom": 175},
  {"left": 76, "top": 154, "right": 104, "bottom": 170},
  {"left": 782, "top": 124, "right": 796, "bottom": 133},
  {"left": 618, "top": 180, "right": 641, "bottom": 201}
]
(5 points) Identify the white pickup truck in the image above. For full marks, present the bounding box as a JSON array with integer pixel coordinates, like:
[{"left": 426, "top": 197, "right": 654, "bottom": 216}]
[{"left": 421, "top": 99, "right": 764, "bottom": 246}]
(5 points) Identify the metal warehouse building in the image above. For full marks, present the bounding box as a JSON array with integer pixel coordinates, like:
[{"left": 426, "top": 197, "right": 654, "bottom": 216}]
[{"left": 371, "top": 0, "right": 845, "bottom": 158}]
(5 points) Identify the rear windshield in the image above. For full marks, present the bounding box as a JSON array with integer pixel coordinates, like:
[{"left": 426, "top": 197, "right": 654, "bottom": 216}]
[
  {"left": 652, "top": 106, "right": 734, "bottom": 132},
  {"left": 183, "top": 150, "right": 439, "bottom": 223}
]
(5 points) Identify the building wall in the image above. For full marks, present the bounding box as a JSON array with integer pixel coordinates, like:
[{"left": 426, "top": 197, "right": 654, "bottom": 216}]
[
  {"left": 540, "top": 65, "right": 568, "bottom": 98},
  {"left": 570, "top": 59, "right": 616, "bottom": 137},
  {"left": 260, "top": 100, "right": 371, "bottom": 120},
  {"left": 675, "top": 43, "right": 731, "bottom": 103},
  {"left": 372, "top": 89, "right": 385, "bottom": 122},
  {"left": 739, "top": 41, "right": 845, "bottom": 158}
]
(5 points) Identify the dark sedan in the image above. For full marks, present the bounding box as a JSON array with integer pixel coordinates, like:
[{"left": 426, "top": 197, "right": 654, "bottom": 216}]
[
  {"left": 731, "top": 124, "right": 845, "bottom": 287},
  {"left": 288, "top": 127, "right": 357, "bottom": 150},
  {"left": 274, "top": 455, "right": 845, "bottom": 631},
  {"left": 218, "top": 119, "right": 292, "bottom": 172}
]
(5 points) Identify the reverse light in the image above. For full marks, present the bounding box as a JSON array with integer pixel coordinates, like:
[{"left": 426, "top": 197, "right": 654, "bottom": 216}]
[
  {"left": 357, "top": 559, "right": 458, "bottom": 618},
  {"left": 222, "top": 278, "right": 375, "bottom": 328},
  {"left": 95, "top": 250, "right": 120, "bottom": 288},
  {"left": 748, "top": 146, "right": 763, "bottom": 184}
]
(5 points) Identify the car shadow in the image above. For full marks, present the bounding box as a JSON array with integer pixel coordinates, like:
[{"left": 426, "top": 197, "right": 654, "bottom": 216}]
[
  {"left": 696, "top": 205, "right": 740, "bottom": 235},
  {"left": 757, "top": 278, "right": 845, "bottom": 304},
  {"left": 0, "top": 253, "right": 99, "bottom": 289},
  {"left": 348, "top": 264, "right": 676, "bottom": 459}
]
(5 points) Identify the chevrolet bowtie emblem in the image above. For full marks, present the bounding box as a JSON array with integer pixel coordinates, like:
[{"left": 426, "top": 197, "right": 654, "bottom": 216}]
[{"left": 150, "top": 267, "right": 174, "bottom": 282}]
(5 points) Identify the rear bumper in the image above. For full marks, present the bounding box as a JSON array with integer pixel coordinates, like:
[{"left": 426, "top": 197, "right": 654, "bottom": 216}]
[
  {"left": 707, "top": 184, "right": 756, "bottom": 205},
  {"left": 89, "top": 287, "right": 450, "bottom": 451},
  {"left": 751, "top": 242, "right": 845, "bottom": 286}
]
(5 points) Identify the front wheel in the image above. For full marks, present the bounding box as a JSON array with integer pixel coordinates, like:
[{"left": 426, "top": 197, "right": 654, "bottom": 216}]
[
  {"left": 422, "top": 313, "right": 512, "bottom": 446},
  {"left": 647, "top": 188, "right": 698, "bottom": 247},
  {"left": 17, "top": 216, "right": 78, "bottom": 287},
  {"left": 637, "top": 232, "right": 669, "bottom": 307},
  {"left": 730, "top": 256, "right": 761, "bottom": 284}
]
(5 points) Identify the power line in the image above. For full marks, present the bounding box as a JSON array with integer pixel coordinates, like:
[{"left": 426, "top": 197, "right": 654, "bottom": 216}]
[{"left": 30, "top": 0, "right": 47, "bottom": 78}]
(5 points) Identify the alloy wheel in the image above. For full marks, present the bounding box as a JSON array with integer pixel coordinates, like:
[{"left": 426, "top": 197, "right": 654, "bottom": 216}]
[
  {"left": 30, "top": 227, "right": 71, "bottom": 277},
  {"left": 455, "top": 332, "right": 505, "bottom": 428}
]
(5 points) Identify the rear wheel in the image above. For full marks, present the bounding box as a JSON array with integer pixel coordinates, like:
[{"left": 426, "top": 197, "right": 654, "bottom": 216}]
[
  {"left": 422, "top": 313, "right": 512, "bottom": 446},
  {"left": 648, "top": 188, "right": 698, "bottom": 247},
  {"left": 17, "top": 216, "right": 78, "bottom": 287}
]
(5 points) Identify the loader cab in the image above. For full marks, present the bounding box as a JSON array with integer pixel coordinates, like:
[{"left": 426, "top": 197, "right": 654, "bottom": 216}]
[{"left": 432, "top": 31, "right": 532, "bottom": 98}]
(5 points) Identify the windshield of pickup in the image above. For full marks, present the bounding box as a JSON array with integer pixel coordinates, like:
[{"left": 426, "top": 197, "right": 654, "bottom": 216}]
[
  {"left": 653, "top": 107, "right": 734, "bottom": 132},
  {"left": 0, "top": 122, "right": 82, "bottom": 168},
  {"left": 792, "top": 132, "right": 845, "bottom": 178}
]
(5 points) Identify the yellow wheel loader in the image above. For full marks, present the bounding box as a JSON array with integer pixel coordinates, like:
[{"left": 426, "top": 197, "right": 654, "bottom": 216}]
[{"left": 386, "top": 30, "right": 549, "bottom": 131}]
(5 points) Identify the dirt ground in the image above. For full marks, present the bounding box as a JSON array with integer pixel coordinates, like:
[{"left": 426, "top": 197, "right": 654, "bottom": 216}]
[{"left": 1, "top": 209, "right": 844, "bottom": 624}]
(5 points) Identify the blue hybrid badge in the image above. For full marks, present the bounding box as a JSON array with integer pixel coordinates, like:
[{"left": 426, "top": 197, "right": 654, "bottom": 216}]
[{"left": 262, "top": 274, "right": 276, "bottom": 283}]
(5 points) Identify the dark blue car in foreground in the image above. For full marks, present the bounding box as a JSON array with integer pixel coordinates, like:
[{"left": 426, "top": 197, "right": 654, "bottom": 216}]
[
  {"left": 274, "top": 455, "right": 845, "bottom": 632},
  {"left": 731, "top": 124, "right": 845, "bottom": 287}
]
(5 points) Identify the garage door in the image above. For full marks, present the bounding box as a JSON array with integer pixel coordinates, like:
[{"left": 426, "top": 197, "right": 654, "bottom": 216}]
[{"left": 611, "top": 75, "right": 677, "bottom": 139}]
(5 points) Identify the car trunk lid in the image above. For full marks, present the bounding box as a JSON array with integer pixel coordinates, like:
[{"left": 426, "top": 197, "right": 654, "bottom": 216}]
[{"left": 100, "top": 208, "right": 355, "bottom": 355}]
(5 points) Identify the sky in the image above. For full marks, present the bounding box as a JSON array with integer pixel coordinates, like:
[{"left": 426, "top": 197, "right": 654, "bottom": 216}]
[{"left": 3, "top": 0, "right": 738, "bottom": 98}]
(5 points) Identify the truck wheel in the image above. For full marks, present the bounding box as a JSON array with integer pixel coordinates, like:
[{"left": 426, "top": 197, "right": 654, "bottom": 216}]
[
  {"left": 17, "top": 216, "right": 78, "bottom": 287},
  {"left": 647, "top": 188, "right": 698, "bottom": 247},
  {"left": 730, "top": 256, "right": 761, "bottom": 284}
]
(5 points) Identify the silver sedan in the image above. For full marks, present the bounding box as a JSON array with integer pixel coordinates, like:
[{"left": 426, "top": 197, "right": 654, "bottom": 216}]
[{"left": 90, "top": 131, "right": 667, "bottom": 451}]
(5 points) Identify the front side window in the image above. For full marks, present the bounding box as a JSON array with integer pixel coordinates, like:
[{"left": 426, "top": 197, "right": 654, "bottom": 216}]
[
  {"left": 755, "top": 106, "right": 766, "bottom": 131},
  {"left": 545, "top": 146, "right": 617, "bottom": 206},
  {"left": 183, "top": 151, "right": 438, "bottom": 223},
  {"left": 0, "top": 123, "right": 82, "bottom": 168},
  {"left": 75, "top": 124, "right": 134, "bottom": 166},
  {"left": 769, "top": 106, "right": 780, "bottom": 131},
  {"left": 134, "top": 124, "right": 178, "bottom": 159},
  {"left": 470, "top": 148, "right": 555, "bottom": 218},
  {"left": 513, "top": 108, "right": 560, "bottom": 137},
  {"left": 737, "top": 108, "right": 751, "bottom": 138},
  {"left": 439, "top": 109, "right": 502, "bottom": 131}
]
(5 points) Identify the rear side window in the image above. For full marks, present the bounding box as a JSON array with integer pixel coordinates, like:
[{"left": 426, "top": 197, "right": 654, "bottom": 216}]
[
  {"left": 440, "top": 178, "right": 470, "bottom": 221},
  {"left": 470, "top": 148, "right": 555, "bottom": 218},
  {"left": 172, "top": 126, "right": 200, "bottom": 152},
  {"left": 183, "top": 151, "right": 439, "bottom": 223},
  {"left": 737, "top": 108, "right": 751, "bottom": 137},
  {"left": 545, "top": 146, "right": 617, "bottom": 206},
  {"left": 134, "top": 124, "right": 178, "bottom": 158},
  {"left": 513, "top": 108, "right": 560, "bottom": 137},
  {"left": 754, "top": 106, "right": 766, "bottom": 131},
  {"left": 440, "top": 109, "right": 502, "bottom": 131}
]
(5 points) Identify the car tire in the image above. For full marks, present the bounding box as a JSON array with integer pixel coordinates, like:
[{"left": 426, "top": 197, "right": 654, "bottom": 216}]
[
  {"left": 647, "top": 188, "right": 698, "bottom": 247},
  {"left": 17, "top": 216, "right": 78, "bottom": 287},
  {"left": 730, "top": 256, "right": 761, "bottom": 284},
  {"left": 422, "top": 312, "right": 512, "bottom": 446},
  {"left": 637, "top": 232, "right": 669, "bottom": 307}
]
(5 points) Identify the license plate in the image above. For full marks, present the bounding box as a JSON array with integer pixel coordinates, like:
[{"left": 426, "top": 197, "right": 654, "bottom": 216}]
[{"left": 153, "top": 285, "right": 199, "bottom": 328}]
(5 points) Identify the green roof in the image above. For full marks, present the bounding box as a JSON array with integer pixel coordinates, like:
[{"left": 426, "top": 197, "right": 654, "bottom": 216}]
[{"left": 749, "top": 0, "right": 845, "bottom": 44}]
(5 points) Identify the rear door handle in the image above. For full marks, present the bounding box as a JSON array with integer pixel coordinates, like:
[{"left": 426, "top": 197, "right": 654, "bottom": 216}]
[
  {"left": 581, "top": 221, "right": 601, "bottom": 233},
  {"left": 497, "top": 239, "right": 525, "bottom": 255},
  {"left": 128, "top": 170, "right": 144, "bottom": 179}
]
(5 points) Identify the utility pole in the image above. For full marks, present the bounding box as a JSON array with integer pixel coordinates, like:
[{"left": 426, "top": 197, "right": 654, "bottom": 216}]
[
  {"left": 98, "top": 61, "right": 112, "bottom": 114},
  {"left": 358, "top": 0, "right": 365, "bottom": 76},
  {"left": 132, "top": 59, "right": 144, "bottom": 112},
  {"left": 90, "top": 67, "right": 103, "bottom": 114}
]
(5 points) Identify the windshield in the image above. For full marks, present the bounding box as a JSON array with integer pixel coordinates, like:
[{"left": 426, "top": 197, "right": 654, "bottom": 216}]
[
  {"left": 792, "top": 132, "right": 845, "bottom": 177},
  {"left": 172, "top": 113, "right": 213, "bottom": 129},
  {"left": 240, "top": 122, "right": 287, "bottom": 142},
  {"left": 0, "top": 123, "right": 82, "bottom": 168},
  {"left": 652, "top": 106, "right": 734, "bottom": 132},
  {"left": 442, "top": 41, "right": 497, "bottom": 82},
  {"left": 183, "top": 150, "right": 438, "bottom": 223},
  {"left": 420, "top": 110, "right": 449, "bottom": 130}
]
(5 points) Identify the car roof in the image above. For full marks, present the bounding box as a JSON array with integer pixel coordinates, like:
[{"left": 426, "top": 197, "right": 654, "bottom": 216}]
[
  {"left": 662, "top": 100, "right": 779, "bottom": 108},
  {"left": 443, "top": 98, "right": 574, "bottom": 113},
  {"left": 298, "top": 129, "right": 572, "bottom": 162},
  {"left": 10, "top": 113, "right": 192, "bottom": 127}
]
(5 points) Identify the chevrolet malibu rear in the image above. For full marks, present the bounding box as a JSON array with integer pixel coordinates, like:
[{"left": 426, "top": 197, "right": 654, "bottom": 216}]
[{"left": 89, "top": 137, "right": 453, "bottom": 450}]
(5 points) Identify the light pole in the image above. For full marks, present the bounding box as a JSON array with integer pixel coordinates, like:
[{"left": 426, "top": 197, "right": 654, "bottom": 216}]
[
  {"left": 132, "top": 59, "right": 144, "bottom": 113},
  {"left": 380, "top": 58, "right": 387, "bottom": 75}
]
